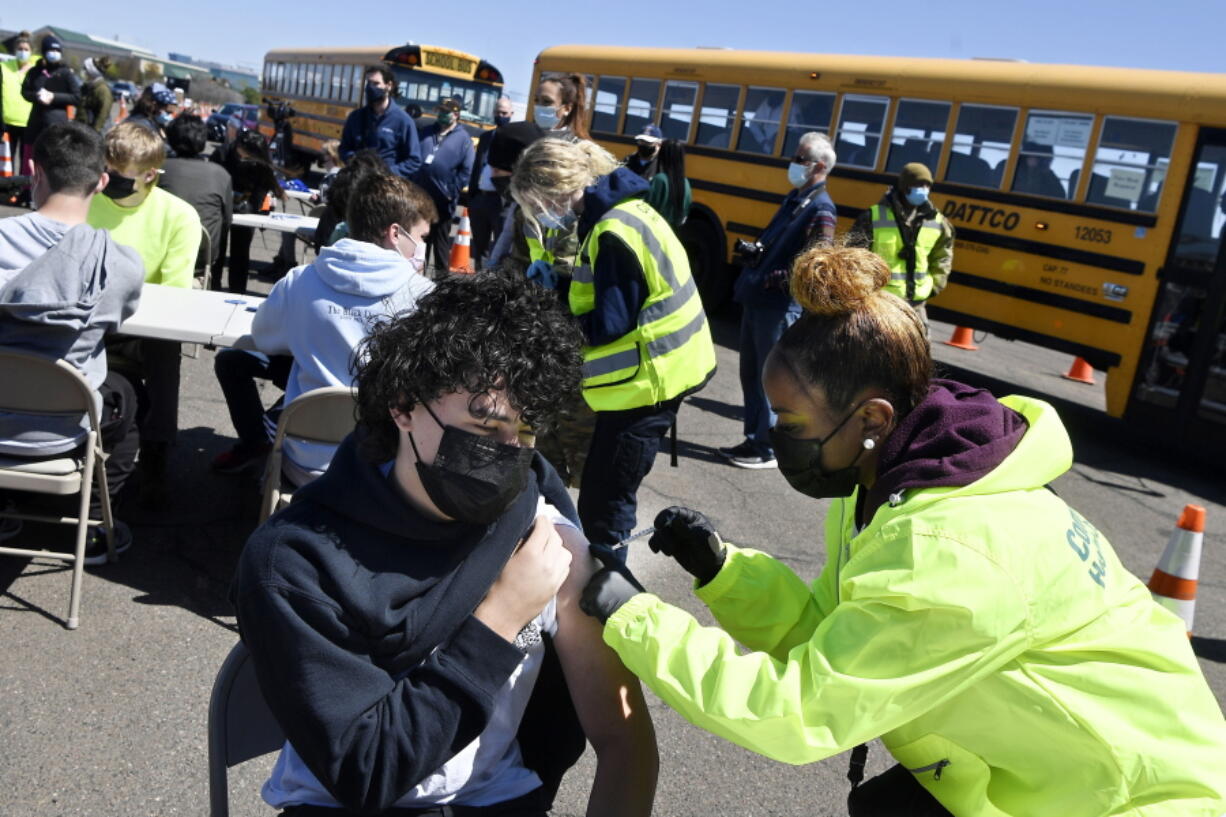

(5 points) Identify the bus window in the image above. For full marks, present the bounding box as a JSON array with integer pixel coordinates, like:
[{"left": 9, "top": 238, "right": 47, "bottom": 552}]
[
  {"left": 288, "top": 63, "right": 300, "bottom": 96},
  {"left": 661, "top": 81, "right": 698, "bottom": 142},
  {"left": 320, "top": 65, "right": 333, "bottom": 100},
  {"left": 1173, "top": 145, "right": 1226, "bottom": 269},
  {"left": 350, "top": 65, "right": 364, "bottom": 104},
  {"left": 834, "top": 94, "right": 888, "bottom": 169},
  {"left": 622, "top": 78, "right": 661, "bottom": 136},
  {"left": 1013, "top": 110, "right": 1093, "bottom": 200},
  {"left": 736, "top": 86, "right": 785, "bottom": 155},
  {"left": 331, "top": 65, "right": 344, "bottom": 102},
  {"left": 886, "top": 99, "right": 951, "bottom": 174},
  {"left": 946, "top": 104, "right": 1016, "bottom": 188},
  {"left": 695, "top": 83, "right": 740, "bottom": 149},
  {"left": 782, "top": 91, "right": 835, "bottom": 158},
  {"left": 591, "top": 76, "right": 626, "bottom": 134},
  {"left": 1086, "top": 117, "right": 1177, "bottom": 211}
]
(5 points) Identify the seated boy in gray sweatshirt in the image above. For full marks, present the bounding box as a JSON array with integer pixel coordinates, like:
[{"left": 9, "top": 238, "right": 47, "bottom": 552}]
[{"left": 0, "top": 121, "right": 145, "bottom": 562}]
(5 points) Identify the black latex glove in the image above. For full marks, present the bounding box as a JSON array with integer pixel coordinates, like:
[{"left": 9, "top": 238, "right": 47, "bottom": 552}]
[
  {"left": 580, "top": 566, "right": 645, "bottom": 624},
  {"left": 649, "top": 506, "right": 726, "bottom": 586}
]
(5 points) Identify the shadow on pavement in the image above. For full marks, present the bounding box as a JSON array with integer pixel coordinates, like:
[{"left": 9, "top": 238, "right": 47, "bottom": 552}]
[
  {"left": 0, "top": 424, "right": 260, "bottom": 632},
  {"left": 1192, "top": 636, "right": 1226, "bottom": 664},
  {"left": 685, "top": 395, "right": 743, "bottom": 424}
]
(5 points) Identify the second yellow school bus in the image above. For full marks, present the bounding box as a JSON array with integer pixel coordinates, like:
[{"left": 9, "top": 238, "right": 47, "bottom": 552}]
[
  {"left": 532, "top": 45, "right": 1226, "bottom": 454},
  {"left": 260, "top": 43, "right": 505, "bottom": 161}
]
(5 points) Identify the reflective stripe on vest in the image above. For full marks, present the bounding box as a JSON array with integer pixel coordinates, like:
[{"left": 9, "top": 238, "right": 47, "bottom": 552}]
[
  {"left": 525, "top": 230, "right": 557, "bottom": 264},
  {"left": 569, "top": 199, "right": 716, "bottom": 410},
  {"left": 870, "top": 204, "right": 944, "bottom": 302}
]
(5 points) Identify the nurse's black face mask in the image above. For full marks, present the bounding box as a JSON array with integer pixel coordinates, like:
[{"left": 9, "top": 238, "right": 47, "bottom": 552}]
[
  {"left": 769, "top": 401, "right": 869, "bottom": 499},
  {"left": 408, "top": 401, "right": 534, "bottom": 525}
]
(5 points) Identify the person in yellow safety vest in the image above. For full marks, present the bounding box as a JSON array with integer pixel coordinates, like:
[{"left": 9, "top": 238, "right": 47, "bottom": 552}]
[
  {"left": 851, "top": 162, "right": 954, "bottom": 332},
  {"left": 511, "top": 138, "right": 717, "bottom": 559},
  {"left": 1, "top": 31, "right": 37, "bottom": 203},
  {"left": 579, "top": 245, "right": 1226, "bottom": 817}
]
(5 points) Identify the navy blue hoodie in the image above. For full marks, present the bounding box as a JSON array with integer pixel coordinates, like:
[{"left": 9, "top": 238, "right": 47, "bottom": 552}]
[
  {"left": 231, "top": 432, "right": 584, "bottom": 813},
  {"left": 575, "top": 167, "right": 652, "bottom": 346}
]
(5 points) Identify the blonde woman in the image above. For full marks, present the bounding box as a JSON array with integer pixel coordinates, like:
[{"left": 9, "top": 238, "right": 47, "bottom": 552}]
[
  {"left": 511, "top": 137, "right": 716, "bottom": 560},
  {"left": 580, "top": 245, "right": 1226, "bottom": 816}
]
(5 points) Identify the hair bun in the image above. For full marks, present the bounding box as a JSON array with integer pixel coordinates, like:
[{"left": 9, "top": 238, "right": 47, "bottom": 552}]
[{"left": 789, "top": 245, "right": 890, "bottom": 316}]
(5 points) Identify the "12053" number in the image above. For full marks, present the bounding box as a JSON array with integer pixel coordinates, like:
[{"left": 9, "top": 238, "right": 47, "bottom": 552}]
[{"left": 1075, "top": 226, "right": 1113, "bottom": 244}]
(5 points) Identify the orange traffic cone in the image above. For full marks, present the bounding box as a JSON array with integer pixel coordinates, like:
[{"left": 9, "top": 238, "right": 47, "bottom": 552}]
[
  {"left": 1148, "top": 504, "right": 1205, "bottom": 636},
  {"left": 449, "top": 206, "right": 474, "bottom": 273},
  {"left": 117, "top": 95, "right": 128, "bottom": 122},
  {"left": 260, "top": 193, "right": 273, "bottom": 214},
  {"left": 0, "top": 133, "right": 12, "bottom": 178},
  {"left": 1062, "top": 357, "right": 1096, "bottom": 385},
  {"left": 942, "top": 326, "right": 978, "bottom": 351}
]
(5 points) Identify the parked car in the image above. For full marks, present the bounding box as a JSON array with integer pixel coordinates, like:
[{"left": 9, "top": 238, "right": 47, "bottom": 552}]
[
  {"left": 110, "top": 80, "right": 139, "bottom": 101},
  {"left": 206, "top": 103, "right": 259, "bottom": 142}
]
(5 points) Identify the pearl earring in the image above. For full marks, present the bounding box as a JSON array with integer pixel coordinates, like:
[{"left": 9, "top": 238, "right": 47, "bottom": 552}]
[{"left": 862, "top": 438, "right": 876, "bottom": 451}]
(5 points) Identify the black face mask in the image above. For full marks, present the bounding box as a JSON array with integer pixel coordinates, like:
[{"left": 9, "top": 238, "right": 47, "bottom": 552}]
[
  {"left": 409, "top": 403, "right": 534, "bottom": 525},
  {"left": 366, "top": 83, "right": 388, "bottom": 105},
  {"left": 491, "top": 175, "right": 511, "bottom": 199},
  {"left": 769, "top": 403, "right": 868, "bottom": 499},
  {"left": 494, "top": 113, "right": 512, "bottom": 127},
  {"left": 102, "top": 172, "right": 139, "bottom": 200},
  {"left": 637, "top": 145, "right": 656, "bottom": 159}
]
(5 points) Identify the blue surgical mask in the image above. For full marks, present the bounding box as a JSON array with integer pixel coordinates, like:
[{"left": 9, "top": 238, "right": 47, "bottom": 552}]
[
  {"left": 44, "top": 50, "right": 61, "bottom": 64},
  {"left": 533, "top": 106, "right": 559, "bottom": 130},
  {"left": 905, "top": 187, "right": 929, "bottom": 206},
  {"left": 787, "top": 162, "right": 812, "bottom": 189},
  {"left": 156, "top": 111, "right": 174, "bottom": 127},
  {"left": 537, "top": 208, "right": 576, "bottom": 231}
]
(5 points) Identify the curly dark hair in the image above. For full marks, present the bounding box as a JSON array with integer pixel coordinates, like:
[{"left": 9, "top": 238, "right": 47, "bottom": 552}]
[{"left": 355, "top": 270, "right": 584, "bottom": 462}]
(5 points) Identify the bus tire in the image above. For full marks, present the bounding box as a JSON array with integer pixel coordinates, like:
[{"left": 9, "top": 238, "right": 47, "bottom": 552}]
[{"left": 677, "top": 213, "right": 733, "bottom": 314}]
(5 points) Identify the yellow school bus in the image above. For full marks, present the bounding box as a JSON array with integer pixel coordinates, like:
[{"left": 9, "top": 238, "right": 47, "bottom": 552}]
[
  {"left": 533, "top": 45, "right": 1226, "bottom": 452},
  {"left": 259, "top": 43, "right": 505, "bottom": 161}
]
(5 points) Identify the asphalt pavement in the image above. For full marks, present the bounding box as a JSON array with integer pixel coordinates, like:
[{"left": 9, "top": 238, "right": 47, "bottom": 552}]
[{"left": 0, "top": 206, "right": 1223, "bottom": 817}]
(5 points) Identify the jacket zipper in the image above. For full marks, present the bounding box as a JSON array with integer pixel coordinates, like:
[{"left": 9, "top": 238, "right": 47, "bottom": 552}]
[{"left": 907, "top": 759, "right": 951, "bottom": 780}]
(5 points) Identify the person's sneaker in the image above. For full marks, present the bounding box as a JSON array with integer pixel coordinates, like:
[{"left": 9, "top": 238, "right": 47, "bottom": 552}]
[
  {"left": 83, "top": 520, "right": 133, "bottom": 566},
  {"left": 720, "top": 441, "right": 778, "bottom": 470},
  {"left": 211, "top": 444, "right": 271, "bottom": 475}
]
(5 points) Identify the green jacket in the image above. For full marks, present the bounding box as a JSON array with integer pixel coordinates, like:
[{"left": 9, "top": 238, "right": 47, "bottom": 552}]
[
  {"left": 76, "top": 77, "right": 113, "bottom": 133},
  {"left": 605, "top": 396, "right": 1226, "bottom": 816}
]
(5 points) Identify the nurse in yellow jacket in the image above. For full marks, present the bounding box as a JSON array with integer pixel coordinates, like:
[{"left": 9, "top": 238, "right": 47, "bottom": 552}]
[{"left": 579, "top": 245, "right": 1226, "bottom": 817}]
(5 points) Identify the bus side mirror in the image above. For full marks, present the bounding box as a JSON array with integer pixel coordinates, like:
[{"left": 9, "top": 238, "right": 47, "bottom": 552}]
[{"left": 407, "top": 103, "right": 422, "bottom": 120}]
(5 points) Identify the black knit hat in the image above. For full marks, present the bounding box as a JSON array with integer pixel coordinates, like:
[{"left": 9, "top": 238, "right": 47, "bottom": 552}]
[
  {"left": 487, "top": 121, "right": 545, "bottom": 172},
  {"left": 41, "top": 34, "right": 62, "bottom": 54}
]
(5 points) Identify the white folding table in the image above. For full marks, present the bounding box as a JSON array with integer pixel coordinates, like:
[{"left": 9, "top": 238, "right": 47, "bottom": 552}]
[{"left": 118, "top": 284, "right": 266, "bottom": 348}]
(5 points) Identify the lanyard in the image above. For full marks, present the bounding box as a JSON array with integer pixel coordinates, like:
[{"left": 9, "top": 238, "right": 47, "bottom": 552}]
[{"left": 424, "top": 128, "right": 457, "bottom": 165}]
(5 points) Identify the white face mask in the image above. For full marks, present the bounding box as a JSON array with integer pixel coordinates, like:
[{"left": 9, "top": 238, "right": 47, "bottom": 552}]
[
  {"left": 533, "top": 105, "right": 560, "bottom": 130},
  {"left": 44, "top": 50, "right": 61, "bottom": 64},
  {"left": 787, "top": 161, "right": 812, "bottom": 189},
  {"left": 15, "top": 49, "right": 31, "bottom": 62},
  {"left": 397, "top": 226, "right": 427, "bottom": 272}
]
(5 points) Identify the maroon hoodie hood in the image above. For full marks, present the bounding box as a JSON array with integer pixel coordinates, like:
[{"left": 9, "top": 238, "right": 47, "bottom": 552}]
[{"left": 863, "top": 379, "right": 1028, "bottom": 517}]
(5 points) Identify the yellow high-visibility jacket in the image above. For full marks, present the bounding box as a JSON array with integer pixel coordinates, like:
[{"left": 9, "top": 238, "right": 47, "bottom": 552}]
[{"left": 605, "top": 396, "right": 1226, "bottom": 816}]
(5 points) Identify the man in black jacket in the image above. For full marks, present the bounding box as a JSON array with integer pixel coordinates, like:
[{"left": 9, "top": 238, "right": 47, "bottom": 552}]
[
  {"left": 161, "top": 114, "right": 232, "bottom": 271},
  {"left": 232, "top": 271, "right": 658, "bottom": 816}
]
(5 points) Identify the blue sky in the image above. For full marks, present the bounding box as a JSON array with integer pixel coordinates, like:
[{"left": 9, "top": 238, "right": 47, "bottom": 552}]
[{"left": 4, "top": 0, "right": 1221, "bottom": 100}]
